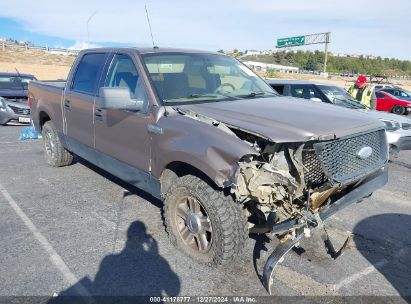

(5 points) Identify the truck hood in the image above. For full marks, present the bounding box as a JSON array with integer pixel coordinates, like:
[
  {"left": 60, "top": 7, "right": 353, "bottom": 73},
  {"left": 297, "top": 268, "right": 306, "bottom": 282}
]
[
  {"left": 178, "top": 96, "right": 384, "bottom": 143},
  {"left": 0, "top": 88, "right": 28, "bottom": 98},
  {"left": 4, "top": 100, "right": 30, "bottom": 109}
]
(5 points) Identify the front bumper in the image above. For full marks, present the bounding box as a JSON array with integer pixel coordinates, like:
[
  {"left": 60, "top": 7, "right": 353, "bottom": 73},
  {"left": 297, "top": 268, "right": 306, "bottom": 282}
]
[
  {"left": 262, "top": 166, "right": 388, "bottom": 294},
  {"left": 386, "top": 129, "right": 411, "bottom": 151},
  {"left": 250, "top": 166, "right": 388, "bottom": 235},
  {"left": 319, "top": 165, "right": 388, "bottom": 221},
  {"left": 0, "top": 110, "right": 31, "bottom": 125}
]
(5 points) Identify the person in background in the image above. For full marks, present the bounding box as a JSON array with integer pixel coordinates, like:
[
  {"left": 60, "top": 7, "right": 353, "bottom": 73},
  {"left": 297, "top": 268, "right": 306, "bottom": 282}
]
[{"left": 348, "top": 75, "right": 376, "bottom": 109}]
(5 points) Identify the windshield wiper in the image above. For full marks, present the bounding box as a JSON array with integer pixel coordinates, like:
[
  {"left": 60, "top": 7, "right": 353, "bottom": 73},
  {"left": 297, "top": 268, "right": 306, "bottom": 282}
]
[
  {"left": 186, "top": 94, "right": 221, "bottom": 99},
  {"left": 236, "top": 91, "right": 276, "bottom": 98},
  {"left": 163, "top": 93, "right": 237, "bottom": 104}
]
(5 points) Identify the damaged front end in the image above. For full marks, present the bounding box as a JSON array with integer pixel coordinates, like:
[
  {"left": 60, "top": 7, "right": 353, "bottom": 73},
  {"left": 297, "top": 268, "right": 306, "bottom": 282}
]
[
  {"left": 176, "top": 107, "right": 388, "bottom": 294},
  {"left": 229, "top": 128, "right": 388, "bottom": 294}
]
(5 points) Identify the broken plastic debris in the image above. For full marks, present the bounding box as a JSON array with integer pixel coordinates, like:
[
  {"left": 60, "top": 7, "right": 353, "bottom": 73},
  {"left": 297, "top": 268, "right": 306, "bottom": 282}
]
[{"left": 18, "top": 126, "right": 42, "bottom": 140}]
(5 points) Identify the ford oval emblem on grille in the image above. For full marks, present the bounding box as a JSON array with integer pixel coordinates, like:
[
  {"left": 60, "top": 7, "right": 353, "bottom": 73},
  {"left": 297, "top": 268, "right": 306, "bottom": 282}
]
[{"left": 357, "top": 146, "right": 373, "bottom": 159}]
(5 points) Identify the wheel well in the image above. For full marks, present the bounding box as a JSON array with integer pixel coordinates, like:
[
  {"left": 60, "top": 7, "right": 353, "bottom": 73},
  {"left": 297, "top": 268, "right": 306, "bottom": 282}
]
[
  {"left": 39, "top": 111, "right": 50, "bottom": 129},
  {"left": 160, "top": 161, "right": 220, "bottom": 196}
]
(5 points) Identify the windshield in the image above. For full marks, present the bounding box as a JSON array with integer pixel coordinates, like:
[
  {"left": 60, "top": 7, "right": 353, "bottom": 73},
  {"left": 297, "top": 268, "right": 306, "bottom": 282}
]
[
  {"left": 317, "top": 85, "right": 366, "bottom": 109},
  {"left": 142, "top": 53, "right": 276, "bottom": 105},
  {"left": 0, "top": 76, "right": 34, "bottom": 90},
  {"left": 403, "top": 89, "right": 411, "bottom": 96}
]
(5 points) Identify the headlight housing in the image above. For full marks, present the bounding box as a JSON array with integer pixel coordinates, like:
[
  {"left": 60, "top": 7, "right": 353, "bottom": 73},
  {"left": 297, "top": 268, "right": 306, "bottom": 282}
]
[{"left": 380, "top": 119, "right": 401, "bottom": 132}]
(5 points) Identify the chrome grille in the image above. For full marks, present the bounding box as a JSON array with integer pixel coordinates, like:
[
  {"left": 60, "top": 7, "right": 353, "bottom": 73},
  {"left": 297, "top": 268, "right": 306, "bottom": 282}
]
[
  {"left": 302, "top": 149, "right": 327, "bottom": 189},
  {"left": 303, "top": 129, "right": 387, "bottom": 187},
  {"left": 402, "top": 123, "right": 410, "bottom": 130},
  {"left": 8, "top": 105, "right": 30, "bottom": 115},
  {"left": 314, "top": 129, "right": 387, "bottom": 184}
]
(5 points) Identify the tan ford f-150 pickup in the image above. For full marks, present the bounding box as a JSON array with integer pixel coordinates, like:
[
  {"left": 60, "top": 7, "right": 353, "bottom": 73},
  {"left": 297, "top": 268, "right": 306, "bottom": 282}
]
[{"left": 29, "top": 47, "right": 389, "bottom": 293}]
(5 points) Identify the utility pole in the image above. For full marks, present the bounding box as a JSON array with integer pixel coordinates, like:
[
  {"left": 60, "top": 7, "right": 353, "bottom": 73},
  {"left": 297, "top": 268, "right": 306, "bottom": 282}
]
[{"left": 323, "top": 32, "right": 330, "bottom": 73}]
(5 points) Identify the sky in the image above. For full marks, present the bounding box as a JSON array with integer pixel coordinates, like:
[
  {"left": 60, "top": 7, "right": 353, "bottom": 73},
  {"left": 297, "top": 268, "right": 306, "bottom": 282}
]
[{"left": 0, "top": 0, "right": 410, "bottom": 60}]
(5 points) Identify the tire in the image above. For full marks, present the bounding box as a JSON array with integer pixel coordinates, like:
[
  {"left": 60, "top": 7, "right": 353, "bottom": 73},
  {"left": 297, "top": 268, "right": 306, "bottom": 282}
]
[
  {"left": 163, "top": 174, "right": 248, "bottom": 267},
  {"left": 391, "top": 105, "right": 406, "bottom": 115},
  {"left": 42, "top": 121, "right": 73, "bottom": 167}
]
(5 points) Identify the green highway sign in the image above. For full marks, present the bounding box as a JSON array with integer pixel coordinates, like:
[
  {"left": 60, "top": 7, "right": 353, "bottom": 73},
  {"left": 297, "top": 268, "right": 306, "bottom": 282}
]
[{"left": 277, "top": 36, "right": 306, "bottom": 48}]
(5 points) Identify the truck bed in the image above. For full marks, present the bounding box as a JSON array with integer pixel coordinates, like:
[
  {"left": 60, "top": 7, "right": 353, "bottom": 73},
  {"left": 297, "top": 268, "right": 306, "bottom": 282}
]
[{"left": 29, "top": 80, "right": 66, "bottom": 133}]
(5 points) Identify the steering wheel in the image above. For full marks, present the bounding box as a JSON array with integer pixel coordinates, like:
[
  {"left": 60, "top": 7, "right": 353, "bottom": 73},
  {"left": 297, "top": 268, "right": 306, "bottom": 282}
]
[{"left": 215, "top": 83, "right": 235, "bottom": 94}]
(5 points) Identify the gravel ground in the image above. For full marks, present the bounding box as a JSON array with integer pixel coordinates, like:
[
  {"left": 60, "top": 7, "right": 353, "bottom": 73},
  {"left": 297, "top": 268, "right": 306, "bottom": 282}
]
[{"left": 0, "top": 125, "right": 410, "bottom": 301}]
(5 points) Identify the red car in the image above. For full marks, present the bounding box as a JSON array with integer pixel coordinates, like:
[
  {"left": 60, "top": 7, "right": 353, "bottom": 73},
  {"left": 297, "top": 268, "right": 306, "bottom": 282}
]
[{"left": 376, "top": 90, "right": 411, "bottom": 115}]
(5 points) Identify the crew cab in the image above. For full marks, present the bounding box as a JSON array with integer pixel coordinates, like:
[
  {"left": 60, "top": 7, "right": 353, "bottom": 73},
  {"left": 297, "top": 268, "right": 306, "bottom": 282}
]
[{"left": 29, "top": 48, "right": 389, "bottom": 293}]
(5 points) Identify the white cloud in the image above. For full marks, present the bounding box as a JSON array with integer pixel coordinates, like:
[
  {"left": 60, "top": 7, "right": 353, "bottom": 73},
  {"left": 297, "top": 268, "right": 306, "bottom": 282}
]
[
  {"left": 0, "top": 0, "right": 410, "bottom": 59},
  {"left": 67, "top": 41, "right": 100, "bottom": 50}
]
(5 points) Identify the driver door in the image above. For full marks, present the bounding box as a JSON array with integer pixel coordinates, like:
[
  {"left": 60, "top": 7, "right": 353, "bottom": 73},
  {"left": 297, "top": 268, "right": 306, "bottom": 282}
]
[{"left": 94, "top": 53, "right": 152, "bottom": 190}]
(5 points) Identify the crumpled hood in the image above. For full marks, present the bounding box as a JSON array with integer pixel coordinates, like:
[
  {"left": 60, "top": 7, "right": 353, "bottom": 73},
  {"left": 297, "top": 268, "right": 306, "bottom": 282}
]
[{"left": 179, "top": 96, "right": 384, "bottom": 143}]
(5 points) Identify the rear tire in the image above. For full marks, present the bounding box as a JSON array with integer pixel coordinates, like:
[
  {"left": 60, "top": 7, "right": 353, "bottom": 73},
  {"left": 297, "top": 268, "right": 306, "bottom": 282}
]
[
  {"left": 163, "top": 174, "right": 248, "bottom": 267},
  {"left": 392, "top": 105, "right": 406, "bottom": 115},
  {"left": 42, "top": 121, "right": 73, "bottom": 167}
]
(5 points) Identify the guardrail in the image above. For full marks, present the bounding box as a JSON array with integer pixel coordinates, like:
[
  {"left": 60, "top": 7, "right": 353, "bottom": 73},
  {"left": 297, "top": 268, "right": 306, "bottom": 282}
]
[{"left": 1, "top": 42, "right": 79, "bottom": 56}]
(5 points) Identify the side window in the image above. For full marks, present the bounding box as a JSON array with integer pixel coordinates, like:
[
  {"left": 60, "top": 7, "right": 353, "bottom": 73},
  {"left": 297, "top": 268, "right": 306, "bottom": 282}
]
[
  {"left": 72, "top": 53, "right": 106, "bottom": 94},
  {"left": 307, "top": 87, "right": 321, "bottom": 99},
  {"left": 271, "top": 85, "right": 284, "bottom": 95},
  {"left": 290, "top": 85, "right": 305, "bottom": 98},
  {"left": 290, "top": 85, "right": 321, "bottom": 99},
  {"left": 105, "top": 54, "right": 149, "bottom": 111},
  {"left": 376, "top": 92, "right": 385, "bottom": 98}
]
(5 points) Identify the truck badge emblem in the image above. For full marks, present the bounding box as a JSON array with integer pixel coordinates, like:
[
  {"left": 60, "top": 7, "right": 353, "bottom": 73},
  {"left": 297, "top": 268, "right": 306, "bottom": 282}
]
[{"left": 356, "top": 146, "right": 373, "bottom": 159}]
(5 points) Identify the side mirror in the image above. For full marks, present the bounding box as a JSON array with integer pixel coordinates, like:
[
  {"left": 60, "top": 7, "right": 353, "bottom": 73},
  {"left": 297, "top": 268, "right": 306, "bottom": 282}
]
[
  {"left": 99, "top": 87, "right": 143, "bottom": 111},
  {"left": 310, "top": 97, "right": 322, "bottom": 102}
]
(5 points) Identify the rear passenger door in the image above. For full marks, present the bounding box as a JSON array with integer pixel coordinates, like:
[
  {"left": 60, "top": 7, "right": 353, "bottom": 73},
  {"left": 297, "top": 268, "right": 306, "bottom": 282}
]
[
  {"left": 94, "top": 52, "right": 152, "bottom": 189},
  {"left": 64, "top": 52, "right": 108, "bottom": 155}
]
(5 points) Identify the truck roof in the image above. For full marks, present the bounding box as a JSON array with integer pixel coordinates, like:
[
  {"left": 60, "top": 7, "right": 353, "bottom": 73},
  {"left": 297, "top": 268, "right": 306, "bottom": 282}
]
[{"left": 79, "top": 46, "right": 222, "bottom": 55}]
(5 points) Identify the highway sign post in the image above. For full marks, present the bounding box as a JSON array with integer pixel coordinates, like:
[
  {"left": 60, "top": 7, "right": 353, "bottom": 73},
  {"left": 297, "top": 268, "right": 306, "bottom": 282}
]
[
  {"left": 276, "top": 32, "right": 331, "bottom": 73},
  {"left": 277, "top": 36, "right": 306, "bottom": 48}
]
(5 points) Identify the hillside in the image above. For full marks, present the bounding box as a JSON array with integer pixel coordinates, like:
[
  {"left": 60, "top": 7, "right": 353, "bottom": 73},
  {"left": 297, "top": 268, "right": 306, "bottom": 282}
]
[
  {"left": 241, "top": 50, "right": 411, "bottom": 77},
  {"left": 0, "top": 48, "right": 74, "bottom": 80}
]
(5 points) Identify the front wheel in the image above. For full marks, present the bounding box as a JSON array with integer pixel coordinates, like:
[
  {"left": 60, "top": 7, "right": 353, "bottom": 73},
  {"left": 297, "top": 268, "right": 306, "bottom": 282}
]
[
  {"left": 392, "top": 105, "right": 406, "bottom": 115},
  {"left": 42, "top": 121, "right": 73, "bottom": 167},
  {"left": 163, "top": 174, "right": 248, "bottom": 267}
]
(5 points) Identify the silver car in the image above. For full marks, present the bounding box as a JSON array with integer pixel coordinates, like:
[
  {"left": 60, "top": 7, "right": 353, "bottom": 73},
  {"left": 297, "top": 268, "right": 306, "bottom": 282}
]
[{"left": 0, "top": 96, "right": 31, "bottom": 125}]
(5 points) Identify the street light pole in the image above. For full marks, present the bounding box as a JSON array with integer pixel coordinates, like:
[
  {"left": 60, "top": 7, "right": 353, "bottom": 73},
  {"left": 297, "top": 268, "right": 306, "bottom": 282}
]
[{"left": 87, "top": 11, "right": 97, "bottom": 47}]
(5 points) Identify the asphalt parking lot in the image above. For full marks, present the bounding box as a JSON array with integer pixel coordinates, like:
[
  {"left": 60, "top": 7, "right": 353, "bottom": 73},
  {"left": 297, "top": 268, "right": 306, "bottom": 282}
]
[{"left": 0, "top": 125, "right": 410, "bottom": 300}]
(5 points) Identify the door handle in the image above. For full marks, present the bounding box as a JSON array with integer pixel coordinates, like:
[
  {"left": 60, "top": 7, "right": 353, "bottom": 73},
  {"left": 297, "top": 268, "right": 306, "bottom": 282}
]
[
  {"left": 95, "top": 108, "right": 103, "bottom": 121},
  {"left": 64, "top": 100, "right": 71, "bottom": 110}
]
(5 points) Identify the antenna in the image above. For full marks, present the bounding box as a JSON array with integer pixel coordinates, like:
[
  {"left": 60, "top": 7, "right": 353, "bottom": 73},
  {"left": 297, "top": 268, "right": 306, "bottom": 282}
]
[{"left": 145, "top": 5, "right": 156, "bottom": 48}]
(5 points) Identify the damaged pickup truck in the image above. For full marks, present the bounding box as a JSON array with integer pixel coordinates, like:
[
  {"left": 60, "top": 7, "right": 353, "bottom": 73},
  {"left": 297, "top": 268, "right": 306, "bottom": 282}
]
[{"left": 29, "top": 48, "right": 388, "bottom": 293}]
